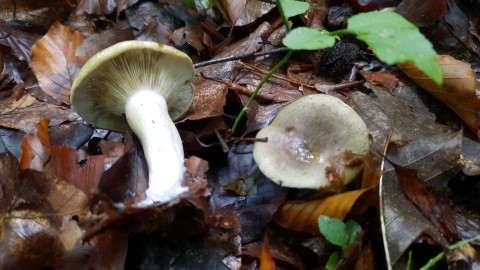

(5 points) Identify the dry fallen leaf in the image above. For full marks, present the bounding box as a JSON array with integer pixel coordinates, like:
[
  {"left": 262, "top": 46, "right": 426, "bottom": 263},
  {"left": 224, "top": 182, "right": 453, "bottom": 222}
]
[
  {"left": 30, "top": 21, "right": 86, "bottom": 105},
  {"left": 398, "top": 55, "right": 480, "bottom": 137},
  {"left": 274, "top": 188, "right": 375, "bottom": 235}
]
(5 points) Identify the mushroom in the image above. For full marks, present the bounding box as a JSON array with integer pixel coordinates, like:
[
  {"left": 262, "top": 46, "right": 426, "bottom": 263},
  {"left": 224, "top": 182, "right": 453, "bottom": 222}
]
[
  {"left": 253, "top": 94, "right": 370, "bottom": 189},
  {"left": 70, "top": 41, "right": 195, "bottom": 205}
]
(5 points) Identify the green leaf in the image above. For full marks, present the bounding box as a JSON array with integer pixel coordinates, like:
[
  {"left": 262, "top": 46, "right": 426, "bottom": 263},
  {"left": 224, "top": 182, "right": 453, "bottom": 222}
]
[
  {"left": 318, "top": 215, "right": 346, "bottom": 247},
  {"left": 279, "top": 0, "right": 310, "bottom": 18},
  {"left": 283, "top": 27, "right": 336, "bottom": 50},
  {"left": 346, "top": 11, "right": 443, "bottom": 85},
  {"left": 183, "top": 0, "right": 196, "bottom": 9},
  {"left": 326, "top": 252, "right": 340, "bottom": 270},
  {"left": 344, "top": 219, "right": 362, "bottom": 246},
  {"left": 200, "top": 0, "right": 212, "bottom": 9}
]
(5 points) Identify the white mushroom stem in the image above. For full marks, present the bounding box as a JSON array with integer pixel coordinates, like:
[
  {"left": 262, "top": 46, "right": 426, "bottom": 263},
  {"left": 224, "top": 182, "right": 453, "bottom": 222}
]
[{"left": 125, "top": 90, "right": 188, "bottom": 205}]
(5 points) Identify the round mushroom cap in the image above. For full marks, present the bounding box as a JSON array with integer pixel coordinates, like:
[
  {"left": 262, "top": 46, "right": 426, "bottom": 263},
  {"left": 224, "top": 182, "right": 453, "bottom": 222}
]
[
  {"left": 71, "top": 41, "right": 195, "bottom": 132},
  {"left": 253, "top": 94, "right": 370, "bottom": 189}
]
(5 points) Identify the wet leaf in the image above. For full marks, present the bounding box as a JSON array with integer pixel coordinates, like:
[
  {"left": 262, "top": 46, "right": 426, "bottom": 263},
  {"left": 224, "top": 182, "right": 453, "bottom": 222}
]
[
  {"left": 30, "top": 21, "right": 86, "bottom": 105},
  {"left": 274, "top": 189, "right": 375, "bottom": 235},
  {"left": 209, "top": 144, "right": 288, "bottom": 242},
  {"left": 380, "top": 163, "right": 448, "bottom": 268},
  {"left": 348, "top": 85, "right": 462, "bottom": 186},
  {"left": 398, "top": 55, "right": 480, "bottom": 137}
]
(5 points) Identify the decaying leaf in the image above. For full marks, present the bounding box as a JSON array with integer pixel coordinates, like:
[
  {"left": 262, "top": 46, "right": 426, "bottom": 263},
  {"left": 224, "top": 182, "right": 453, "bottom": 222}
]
[
  {"left": 0, "top": 152, "right": 126, "bottom": 270},
  {"left": 209, "top": 144, "right": 288, "bottom": 243},
  {"left": 274, "top": 189, "right": 375, "bottom": 235},
  {"left": 0, "top": 101, "right": 79, "bottom": 132},
  {"left": 30, "top": 21, "right": 86, "bottom": 104},
  {"left": 398, "top": 55, "right": 480, "bottom": 137},
  {"left": 380, "top": 163, "right": 449, "bottom": 268},
  {"left": 348, "top": 85, "right": 462, "bottom": 186}
]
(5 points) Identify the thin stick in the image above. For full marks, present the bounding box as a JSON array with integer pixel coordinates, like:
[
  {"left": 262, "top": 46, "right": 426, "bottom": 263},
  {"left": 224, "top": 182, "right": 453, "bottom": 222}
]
[{"left": 193, "top": 47, "right": 290, "bottom": 68}]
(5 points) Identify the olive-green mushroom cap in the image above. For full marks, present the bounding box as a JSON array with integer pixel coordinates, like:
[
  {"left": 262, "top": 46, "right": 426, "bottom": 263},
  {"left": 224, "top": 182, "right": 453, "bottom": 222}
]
[
  {"left": 253, "top": 94, "right": 370, "bottom": 189},
  {"left": 71, "top": 40, "right": 195, "bottom": 132}
]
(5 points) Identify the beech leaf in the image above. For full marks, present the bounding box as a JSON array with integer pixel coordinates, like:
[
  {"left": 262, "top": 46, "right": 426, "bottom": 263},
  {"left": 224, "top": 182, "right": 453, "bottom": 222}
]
[
  {"left": 30, "top": 21, "right": 86, "bottom": 105},
  {"left": 398, "top": 55, "right": 480, "bottom": 137},
  {"left": 273, "top": 189, "right": 375, "bottom": 235}
]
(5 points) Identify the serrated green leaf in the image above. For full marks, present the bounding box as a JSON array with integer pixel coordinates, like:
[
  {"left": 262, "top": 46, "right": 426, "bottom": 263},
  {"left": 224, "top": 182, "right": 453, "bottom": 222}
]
[
  {"left": 326, "top": 252, "right": 340, "bottom": 270},
  {"left": 283, "top": 27, "right": 335, "bottom": 50},
  {"left": 318, "top": 215, "right": 346, "bottom": 247},
  {"left": 279, "top": 0, "right": 310, "bottom": 18},
  {"left": 344, "top": 219, "right": 362, "bottom": 246},
  {"left": 347, "top": 11, "right": 443, "bottom": 85}
]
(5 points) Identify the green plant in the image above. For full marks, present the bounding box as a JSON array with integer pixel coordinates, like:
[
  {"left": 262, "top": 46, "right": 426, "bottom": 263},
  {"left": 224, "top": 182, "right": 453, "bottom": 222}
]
[
  {"left": 183, "top": 0, "right": 212, "bottom": 9},
  {"left": 416, "top": 235, "right": 480, "bottom": 270},
  {"left": 282, "top": 2, "right": 442, "bottom": 85},
  {"left": 231, "top": 0, "right": 442, "bottom": 133},
  {"left": 318, "top": 215, "right": 362, "bottom": 270}
]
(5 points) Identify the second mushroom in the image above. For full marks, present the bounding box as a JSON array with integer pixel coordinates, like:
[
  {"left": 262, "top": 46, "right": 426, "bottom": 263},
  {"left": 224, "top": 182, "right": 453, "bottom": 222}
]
[
  {"left": 253, "top": 94, "right": 370, "bottom": 190},
  {"left": 71, "top": 41, "right": 195, "bottom": 205}
]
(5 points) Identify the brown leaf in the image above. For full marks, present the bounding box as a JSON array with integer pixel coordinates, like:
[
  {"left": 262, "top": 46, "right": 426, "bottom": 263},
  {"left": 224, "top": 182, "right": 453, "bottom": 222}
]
[
  {"left": 0, "top": 0, "right": 73, "bottom": 32},
  {"left": 30, "top": 21, "right": 86, "bottom": 104},
  {"left": 398, "top": 55, "right": 480, "bottom": 137},
  {"left": 260, "top": 234, "right": 275, "bottom": 270},
  {"left": 46, "top": 146, "right": 105, "bottom": 198},
  {"left": 19, "top": 119, "right": 51, "bottom": 170},
  {"left": 220, "top": 0, "right": 246, "bottom": 25},
  {"left": 273, "top": 189, "right": 375, "bottom": 235},
  {"left": 76, "top": 27, "right": 135, "bottom": 59},
  {"left": 395, "top": 0, "right": 449, "bottom": 26},
  {"left": 0, "top": 20, "right": 40, "bottom": 61},
  {"left": 188, "top": 21, "right": 275, "bottom": 120},
  {"left": 396, "top": 166, "right": 460, "bottom": 243},
  {"left": 0, "top": 152, "right": 91, "bottom": 269}
]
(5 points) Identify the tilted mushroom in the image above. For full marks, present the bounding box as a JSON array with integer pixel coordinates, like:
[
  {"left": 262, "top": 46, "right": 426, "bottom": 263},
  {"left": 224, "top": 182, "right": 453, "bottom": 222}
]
[
  {"left": 253, "top": 94, "right": 370, "bottom": 190},
  {"left": 71, "top": 41, "right": 195, "bottom": 205}
]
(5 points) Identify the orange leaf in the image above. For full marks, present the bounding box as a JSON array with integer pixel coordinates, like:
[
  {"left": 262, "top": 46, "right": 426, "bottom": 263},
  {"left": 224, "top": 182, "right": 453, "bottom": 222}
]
[
  {"left": 19, "top": 119, "right": 51, "bottom": 170},
  {"left": 260, "top": 234, "right": 275, "bottom": 270},
  {"left": 274, "top": 189, "right": 375, "bottom": 235},
  {"left": 31, "top": 21, "right": 86, "bottom": 104},
  {"left": 398, "top": 55, "right": 480, "bottom": 136}
]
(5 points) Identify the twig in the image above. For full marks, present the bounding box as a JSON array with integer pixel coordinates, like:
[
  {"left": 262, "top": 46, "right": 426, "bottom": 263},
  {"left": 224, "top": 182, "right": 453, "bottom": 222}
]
[{"left": 193, "top": 47, "right": 289, "bottom": 68}]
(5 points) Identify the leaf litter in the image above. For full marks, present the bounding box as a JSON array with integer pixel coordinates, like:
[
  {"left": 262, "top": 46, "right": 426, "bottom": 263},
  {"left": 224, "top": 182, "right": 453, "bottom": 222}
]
[{"left": 0, "top": 0, "right": 479, "bottom": 269}]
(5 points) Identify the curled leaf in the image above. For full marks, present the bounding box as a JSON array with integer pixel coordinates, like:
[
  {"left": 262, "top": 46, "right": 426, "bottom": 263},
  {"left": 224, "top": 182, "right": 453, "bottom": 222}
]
[{"left": 398, "top": 55, "right": 480, "bottom": 136}]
